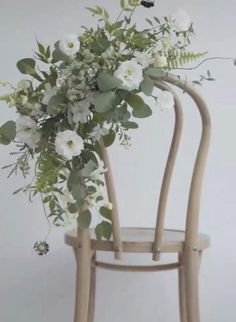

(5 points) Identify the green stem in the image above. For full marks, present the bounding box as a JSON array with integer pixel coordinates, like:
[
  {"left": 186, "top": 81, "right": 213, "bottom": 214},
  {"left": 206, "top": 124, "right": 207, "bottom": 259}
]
[
  {"left": 172, "top": 56, "right": 235, "bottom": 71},
  {"left": 115, "top": 9, "right": 124, "bottom": 23}
]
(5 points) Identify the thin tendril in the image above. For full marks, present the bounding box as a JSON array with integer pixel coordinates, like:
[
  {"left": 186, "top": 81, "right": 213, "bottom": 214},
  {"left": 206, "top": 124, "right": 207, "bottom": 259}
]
[{"left": 172, "top": 56, "right": 235, "bottom": 71}]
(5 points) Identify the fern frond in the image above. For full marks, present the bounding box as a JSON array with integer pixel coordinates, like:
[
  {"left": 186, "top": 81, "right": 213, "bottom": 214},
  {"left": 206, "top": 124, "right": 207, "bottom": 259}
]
[
  {"left": 168, "top": 51, "right": 208, "bottom": 69},
  {"left": 0, "top": 93, "right": 15, "bottom": 104}
]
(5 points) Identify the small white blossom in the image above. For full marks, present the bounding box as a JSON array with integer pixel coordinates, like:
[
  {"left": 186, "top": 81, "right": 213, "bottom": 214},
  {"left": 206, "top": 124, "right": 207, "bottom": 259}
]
[
  {"left": 42, "top": 84, "right": 57, "bottom": 105},
  {"left": 114, "top": 61, "right": 144, "bottom": 91},
  {"left": 62, "top": 190, "right": 76, "bottom": 205},
  {"left": 103, "top": 202, "right": 113, "bottom": 210},
  {"left": 133, "top": 51, "right": 154, "bottom": 69},
  {"left": 170, "top": 9, "right": 192, "bottom": 32},
  {"left": 101, "top": 46, "right": 115, "bottom": 59},
  {"left": 20, "top": 95, "right": 28, "bottom": 106},
  {"left": 29, "top": 103, "right": 42, "bottom": 116},
  {"left": 59, "top": 34, "right": 80, "bottom": 56},
  {"left": 156, "top": 91, "right": 175, "bottom": 110},
  {"left": 55, "top": 130, "right": 84, "bottom": 160},
  {"left": 90, "top": 125, "right": 109, "bottom": 142},
  {"left": 16, "top": 117, "right": 41, "bottom": 148},
  {"left": 17, "top": 80, "right": 30, "bottom": 93},
  {"left": 89, "top": 159, "right": 107, "bottom": 181},
  {"left": 70, "top": 101, "right": 91, "bottom": 124},
  {"left": 153, "top": 53, "right": 168, "bottom": 68}
]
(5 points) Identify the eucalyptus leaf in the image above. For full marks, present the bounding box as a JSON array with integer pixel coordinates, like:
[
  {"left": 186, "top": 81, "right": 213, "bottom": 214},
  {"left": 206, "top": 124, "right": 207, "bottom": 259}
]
[
  {"left": 125, "top": 93, "right": 145, "bottom": 109},
  {"left": 94, "top": 91, "right": 116, "bottom": 113},
  {"left": 0, "top": 121, "right": 16, "bottom": 145},
  {"left": 17, "top": 58, "right": 36, "bottom": 75},
  {"left": 47, "top": 95, "right": 66, "bottom": 115},
  {"left": 122, "top": 121, "right": 139, "bottom": 129},
  {"left": 145, "top": 68, "right": 166, "bottom": 78},
  {"left": 92, "top": 38, "right": 110, "bottom": 54},
  {"left": 140, "top": 76, "right": 154, "bottom": 96},
  {"left": 132, "top": 104, "right": 152, "bottom": 118},
  {"left": 52, "top": 41, "right": 70, "bottom": 62},
  {"left": 95, "top": 223, "right": 103, "bottom": 240},
  {"left": 101, "top": 221, "right": 112, "bottom": 240},
  {"left": 81, "top": 160, "right": 97, "bottom": 177},
  {"left": 99, "top": 206, "right": 112, "bottom": 220},
  {"left": 78, "top": 209, "right": 91, "bottom": 229},
  {"left": 102, "top": 131, "right": 116, "bottom": 147},
  {"left": 97, "top": 72, "right": 122, "bottom": 92}
]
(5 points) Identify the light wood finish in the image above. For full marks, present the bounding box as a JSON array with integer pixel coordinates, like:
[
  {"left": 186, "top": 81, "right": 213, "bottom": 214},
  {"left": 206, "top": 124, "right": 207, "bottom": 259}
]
[
  {"left": 88, "top": 253, "right": 96, "bottom": 322},
  {"left": 153, "top": 82, "right": 184, "bottom": 260},
  {"left": 95, "top": 261, "right": 180, "bottom": 272},
  {"left": 65, "top": 75, "right": 211, "bottom": 322},
  {"left": 178, "top": 253, "right": 188, "bottom": 322},
  {"left": 73, "top": 229, "right": 92, "bottom": 322},
  {"left": 65, "top": 227, "right": 210, "bottom": 254},
  {"left": 101, "top": 146, "right": 122, "bottom": 260}
]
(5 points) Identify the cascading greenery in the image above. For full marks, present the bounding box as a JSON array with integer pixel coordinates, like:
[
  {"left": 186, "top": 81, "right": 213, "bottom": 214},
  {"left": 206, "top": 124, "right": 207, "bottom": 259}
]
[{"left": 0, "top": 0, "right": 233, "bottom": 254}]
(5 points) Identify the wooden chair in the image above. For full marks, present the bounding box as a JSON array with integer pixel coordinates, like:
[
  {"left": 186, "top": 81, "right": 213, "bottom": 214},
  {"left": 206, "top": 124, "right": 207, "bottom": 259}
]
[{"left": 65, "top": 74, "right": 211, "bottom": 322}]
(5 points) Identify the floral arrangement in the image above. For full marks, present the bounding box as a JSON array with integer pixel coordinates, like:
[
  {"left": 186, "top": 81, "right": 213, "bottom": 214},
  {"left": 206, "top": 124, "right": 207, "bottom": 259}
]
[{"left": 0, "top": 0, "right": 234, "bottom": 255}]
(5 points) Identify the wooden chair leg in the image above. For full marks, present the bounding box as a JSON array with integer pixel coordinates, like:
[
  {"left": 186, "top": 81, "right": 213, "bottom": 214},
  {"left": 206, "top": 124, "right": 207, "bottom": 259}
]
[
  {"left": 178, "top": 254, "right": 188, "bottom": 322},
  {"left": 88, "top": 253, "right": 96, "bottom": 322},
  {"left": 184, "top": 251, "right": 201, "bottom": 322},
  {"left": 74, "top": 229, "right": 92, "bottom": 322}
]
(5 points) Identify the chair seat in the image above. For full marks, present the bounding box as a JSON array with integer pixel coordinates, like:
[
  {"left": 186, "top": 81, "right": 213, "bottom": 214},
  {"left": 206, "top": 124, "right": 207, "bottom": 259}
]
[{"left": 65, "top": 228, "right": 210, "bottom": 254}]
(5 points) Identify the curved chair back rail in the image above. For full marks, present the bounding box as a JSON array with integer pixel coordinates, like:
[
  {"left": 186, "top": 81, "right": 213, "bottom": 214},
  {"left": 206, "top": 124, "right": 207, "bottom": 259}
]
[{"left": 90, "top": 74, "right": 211, "bottom": 261}]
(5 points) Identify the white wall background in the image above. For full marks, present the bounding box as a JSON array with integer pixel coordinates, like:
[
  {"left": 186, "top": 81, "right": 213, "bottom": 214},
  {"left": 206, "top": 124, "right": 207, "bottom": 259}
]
[{"left": 0, "top": 0, "right": 236, "bottom": 321}]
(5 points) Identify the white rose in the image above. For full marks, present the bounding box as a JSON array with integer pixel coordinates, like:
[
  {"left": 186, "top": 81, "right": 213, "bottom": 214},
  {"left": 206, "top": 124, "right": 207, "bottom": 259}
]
[
  {"left": 170, "top": 9, "right": 192, "bottom": 32},
  {"left": 16, "top": 117, "right": 41, "bottom": 148},
  {"left": 114, "top": 61, "right": 144, "bottom": 91},
  {"left": 156, "top": 91, "right": 175, "bottom": 110},
  {"left": 42, "top": 84, "right": 57, "bottom": 105},
  {"left": 153, "top": 53, "right": 168, "bottom": 68},
  {"left": 133, "top": 51, "right": 154, "bottom": 69},
  {"left": 55, "top": 130, "right": 84, "bottom": 160},
  {"left": 59, "top": 34, "right": 80, "bottom": 56}
]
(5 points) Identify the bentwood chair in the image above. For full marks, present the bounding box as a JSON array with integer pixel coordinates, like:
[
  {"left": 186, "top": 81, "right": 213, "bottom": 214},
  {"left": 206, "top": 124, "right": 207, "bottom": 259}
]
[{"left": 65, "top": 74, "right": 211, "bottom": 322}]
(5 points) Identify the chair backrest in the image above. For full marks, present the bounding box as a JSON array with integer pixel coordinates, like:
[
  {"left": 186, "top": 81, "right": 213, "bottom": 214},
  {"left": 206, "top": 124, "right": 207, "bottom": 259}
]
[{"left": 101, "top": 74, "right": 211, "bottom": 261}]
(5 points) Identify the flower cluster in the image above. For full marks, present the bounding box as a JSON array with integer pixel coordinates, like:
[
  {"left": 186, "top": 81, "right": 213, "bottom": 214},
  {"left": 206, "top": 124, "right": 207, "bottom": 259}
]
[{"left": 0, "top": 1, "right": 221, "bottom": 251}]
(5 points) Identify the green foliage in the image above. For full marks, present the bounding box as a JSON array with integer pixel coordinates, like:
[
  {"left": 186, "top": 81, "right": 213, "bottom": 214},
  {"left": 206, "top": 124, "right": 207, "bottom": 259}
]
[
  {"left": 94, "top": 91, "right": 117, "bottom": 113},
  {"left": 35, "top": 41, "right": 51, "bottom": 63},
  {"left": 47, "top": 95, "right": 66, "bottom": 115},
  {"left": 168, "top": 51, "right": 208, "bottom": 69},
  {"left": 17, "top": 58, "right": 36, "bottom": 75},
  {"left": 99, "top": 206, "right": 112, "bottom": 220},
  {"left": 91, "top": 37, "right": 111, "bottom": 54},
  {"left": 0, "top": 93, "right": 15, "bottom": 104},
  {"left": 140, "top": 76, "right": 154, "bottom": 96},
  {"left": 86, "top": 6, "right": 109, "bottom": 21},
  {"left": 120, "top": 0, "right": 140, "bottom": 11},
  {"left": 132, "top": 104, "right": 152, "bottom": 118},
  {"left": 95, "top": 221, "right": 112, "bottom": 240},
  {"left": 0, "top": 121, "right": 16, "bottom": 145},
  {"left": 103, "top": 131, "right": 116, "bottom": 147},
  {"left": 52, "top": 41, "right": 70, "bottom": 62},
  {"left": 97, "top": 72, "right": 122, "bottom": 92},
  {"left": 145, "top": 68, "right": 166, "bottom": 78}
]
